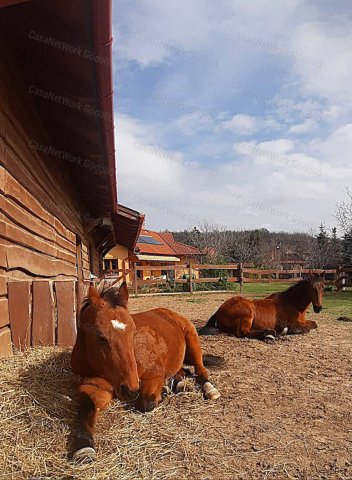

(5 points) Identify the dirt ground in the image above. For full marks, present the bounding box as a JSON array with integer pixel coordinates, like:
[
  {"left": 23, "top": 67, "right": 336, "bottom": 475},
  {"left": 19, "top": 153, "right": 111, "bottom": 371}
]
[
  {"left": 1, "top": 290, "right": 351, "bottom": 480},
  {"left": 128, "top": 292, "right": 352, "bottom": 480}
]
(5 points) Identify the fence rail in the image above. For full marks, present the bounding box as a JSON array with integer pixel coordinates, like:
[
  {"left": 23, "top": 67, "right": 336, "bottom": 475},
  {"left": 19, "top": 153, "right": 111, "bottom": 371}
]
[{"left": 103, "top": 264, "right": 349, "bottom": 295}]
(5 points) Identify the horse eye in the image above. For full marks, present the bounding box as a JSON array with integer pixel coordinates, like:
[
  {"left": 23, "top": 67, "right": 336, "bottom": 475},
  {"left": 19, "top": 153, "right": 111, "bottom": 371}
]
[{"left": 98, "top": 335, "right": 108, "bottom": 343}]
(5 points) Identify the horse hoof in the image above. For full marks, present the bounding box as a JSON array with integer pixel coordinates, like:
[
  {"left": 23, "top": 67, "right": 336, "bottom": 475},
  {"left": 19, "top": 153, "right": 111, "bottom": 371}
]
[
  {"left": 72, "top": 447, "right": 97, "bottom": 464},
  {"left": 281, "top": 327, "right": 288, "bottom": 336},
  {"left": 264, "top": 334, "right": 275, "bottom": 343},
  {"left": 175, "top": 379, "right": 193, "bottom": 393},
  {"left": 203, "top": 382, "right": 221, "bottom": 400}
]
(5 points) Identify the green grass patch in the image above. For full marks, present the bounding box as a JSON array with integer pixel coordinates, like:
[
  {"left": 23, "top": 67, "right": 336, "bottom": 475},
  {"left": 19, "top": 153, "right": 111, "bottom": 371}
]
[{"left": 241, "top": 282, "right": 292, "bottom": 297}]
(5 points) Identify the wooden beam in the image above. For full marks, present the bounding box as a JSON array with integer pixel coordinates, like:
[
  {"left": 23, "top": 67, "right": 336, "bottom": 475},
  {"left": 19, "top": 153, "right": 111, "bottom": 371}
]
[
  {"left": 0, "top": 297, "right": 9, "bottom": 327},
  {"left": 55, "top": 281, "right": 76, "bottom": 346},
  {"left": 8, "top": 281, "right": 31, "bottom": 350},
  {"left": 0, "top": 326, "right": 12, "bottom": 359},
  {"left": 32, "top": 281, "right": 55, "bottom": 346}
]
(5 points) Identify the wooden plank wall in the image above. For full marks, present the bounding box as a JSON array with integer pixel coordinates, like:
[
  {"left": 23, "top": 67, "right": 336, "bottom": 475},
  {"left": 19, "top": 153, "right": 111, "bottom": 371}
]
[
  {"left": 3, "top": 279, "right": 80, "bottom": 357},
  {"left": 82, "top": 242, "right": 91, "bottom": 281},
  {"left": 0, "top": 49, "right": 103, "bottom": 357},
  {"left": 0, "top": 168, "right": 77, "bottom": 281},
  {"left": 0, "top": 45, "right": 86, "bottom": 239},
  {"left": 0, "top": 45, "right": 100, "bottom": 283}
]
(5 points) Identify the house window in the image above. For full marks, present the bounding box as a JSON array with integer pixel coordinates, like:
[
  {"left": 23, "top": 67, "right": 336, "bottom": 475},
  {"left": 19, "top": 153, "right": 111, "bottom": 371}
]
[
  {"left": 111, "top": 259, "right": 118, "bottom": 270},
  {"left": 103, "top": 260, "right": 110, "bottom": 271}
]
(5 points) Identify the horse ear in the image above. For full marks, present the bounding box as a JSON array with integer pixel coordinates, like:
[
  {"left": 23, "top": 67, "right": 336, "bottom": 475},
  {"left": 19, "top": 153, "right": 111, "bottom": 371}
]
[
  {"left": 88, "top": 284, "right": 101, "bottom": 305},
  {"left": 117, "top": 282, "right": 129, "bottom": 308}
]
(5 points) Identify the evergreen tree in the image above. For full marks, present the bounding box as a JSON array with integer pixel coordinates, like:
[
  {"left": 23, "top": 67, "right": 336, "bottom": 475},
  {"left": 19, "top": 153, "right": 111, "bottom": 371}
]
[
  {"left": 330, "top": 227, "right": 342, "bottom": 266},
  {"left": 317, "top": 223, "right": 328, "bottom": 246},
  {"left": 342, "top": 230, "right": 352, "bottom": 265}
]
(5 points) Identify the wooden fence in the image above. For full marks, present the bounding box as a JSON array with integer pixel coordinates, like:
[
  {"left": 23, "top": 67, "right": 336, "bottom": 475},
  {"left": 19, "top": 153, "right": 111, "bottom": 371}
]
[
  {"left": 1, "top": 265, "right": 351, "bottom": 357},
  {"left": 104, "top": 264, "right": 346, "bottom": 296},
  {"left": 336, "top": 265, "right": 352, "bottom": 290}
]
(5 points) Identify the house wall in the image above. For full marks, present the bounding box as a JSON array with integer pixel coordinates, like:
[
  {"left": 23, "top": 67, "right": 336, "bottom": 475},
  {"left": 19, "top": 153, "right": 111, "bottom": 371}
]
[
  {"left": 177, "top": 255, "right": 200, "bottom": 278},
  {"left": 104, "top": 244, "right": 131, "bottom": 283},
  {"left": 0, "top": 45, "right": 100, "bottom": 357}
]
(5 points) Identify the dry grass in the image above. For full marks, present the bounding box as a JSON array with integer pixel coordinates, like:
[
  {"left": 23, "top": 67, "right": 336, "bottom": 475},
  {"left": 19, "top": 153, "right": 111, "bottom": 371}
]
[{"left": 0, "top": 291, "right": 351, "bottom": 479}]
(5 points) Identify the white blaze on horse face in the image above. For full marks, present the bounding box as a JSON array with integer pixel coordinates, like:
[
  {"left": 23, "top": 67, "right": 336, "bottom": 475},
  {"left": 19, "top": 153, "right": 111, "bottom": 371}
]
[{"left": 111, "top": 319, "right": 126, "bottom": 331}]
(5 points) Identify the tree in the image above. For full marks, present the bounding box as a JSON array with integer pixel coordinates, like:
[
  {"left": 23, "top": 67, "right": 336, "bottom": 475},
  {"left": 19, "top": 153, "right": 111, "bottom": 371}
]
[
  {"left": 305, "top": 224, "right": 342, "bottom": 268},
  {"left": 184, "top": 221, "right": 231, "bottom": 264},
  {"left": 330, "top": 227, "right": 343, "bottom": 266},
  {"left": 336, "top": 188, "right": 352, "bottom": 234},
  {"left": 341, "top": 230, "right": 352, "bottom": 265}
]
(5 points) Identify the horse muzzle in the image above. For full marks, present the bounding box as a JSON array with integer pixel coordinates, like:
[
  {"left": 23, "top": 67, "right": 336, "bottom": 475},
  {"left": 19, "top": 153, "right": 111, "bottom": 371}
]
[
  {"left": 117, "top": 384, "right": 140, "bottom": 402},
  {"left": 313, "top": 305, "right": 322, "bottom": 313}
]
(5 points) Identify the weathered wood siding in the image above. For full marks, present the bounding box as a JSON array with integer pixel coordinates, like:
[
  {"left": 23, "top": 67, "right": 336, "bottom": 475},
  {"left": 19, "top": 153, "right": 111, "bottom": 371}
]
[
  {"left": 6, "top": 279, "right": 91, "bottom": 353},
  {"left": 0, "top": 46, "right": 102, "bottom": 357}
]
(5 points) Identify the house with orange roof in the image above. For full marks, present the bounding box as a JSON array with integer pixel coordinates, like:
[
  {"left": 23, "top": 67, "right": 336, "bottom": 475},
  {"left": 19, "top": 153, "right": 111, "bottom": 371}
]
[
  {"left": 158, "top": 231, "right": 203, "bottom": 264},
  {"left": 104, "top": 228, "right": 203, "bottom": 282}
]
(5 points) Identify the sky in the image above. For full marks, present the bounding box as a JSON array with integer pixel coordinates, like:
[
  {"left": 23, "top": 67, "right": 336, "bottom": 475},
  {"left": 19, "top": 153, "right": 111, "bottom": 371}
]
[{"left": 112, "top": 0, "right": 352, "bottom": 234}]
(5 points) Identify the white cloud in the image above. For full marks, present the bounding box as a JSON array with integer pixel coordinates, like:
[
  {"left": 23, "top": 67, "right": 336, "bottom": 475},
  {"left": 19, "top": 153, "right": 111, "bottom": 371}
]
[
  {"left": 115, "top": 114, "right": 185, "bottom": 198},
  {"left": 175, "top": 112, "right": 215, "bottom": 136},
  {"left": 222, "top": 114, "right": 257, "bottom": 135},
  {"left": 290, "top": 21, "right": 352, "bottom": 106},
  {"left": 289, "top": 119, "right": 316, "bottom": 134},
  {"left": 114, "top": 2, "right": 352, "bottom": 233},
  {"left": 115, "top": 114, "right": 352, "bottom": 233}
]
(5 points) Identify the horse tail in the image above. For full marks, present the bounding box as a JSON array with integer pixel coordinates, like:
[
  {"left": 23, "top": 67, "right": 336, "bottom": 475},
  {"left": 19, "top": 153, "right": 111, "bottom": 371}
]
[
  {"left": 202, "top": 354, "right": 225, "bottom": 367},
  {"left": 197, "top": 312, "right": 219, "bottom": 336}
]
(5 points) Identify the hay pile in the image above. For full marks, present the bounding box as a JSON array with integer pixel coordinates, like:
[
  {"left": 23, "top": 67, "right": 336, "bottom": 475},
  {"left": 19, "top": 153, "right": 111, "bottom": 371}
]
[
  {"left": 0, "top": 347, "right": 224, "bottom": 480},
  {"left": 1, "top": 321, "right": 352, "bottom": 479}
]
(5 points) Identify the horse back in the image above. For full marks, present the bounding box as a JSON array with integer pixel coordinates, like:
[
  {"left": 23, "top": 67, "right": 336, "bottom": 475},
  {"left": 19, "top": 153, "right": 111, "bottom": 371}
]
[
  {"left": 217, "top": 296, "right": 278, "bottom": 332},
  {"left": 252, "top": 298, "right": 279, "bottom": 329},
  {"left": 132, "top": 308, "right": 189, "bottom": 377}
]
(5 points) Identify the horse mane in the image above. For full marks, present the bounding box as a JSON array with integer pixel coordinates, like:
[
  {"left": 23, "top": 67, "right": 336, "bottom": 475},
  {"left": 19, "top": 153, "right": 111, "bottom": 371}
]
[
  {"left": 80, "top": 286, "right": 122, "bottom": 315},
  {"left": 101, "top": 287, "right": 123, "bottom": 308},
  {"left": 280, "top": 279, "right": 310, "bottom": 297},
  {"left": 277, "top": 279, "right": 312, "bottom": 310}
]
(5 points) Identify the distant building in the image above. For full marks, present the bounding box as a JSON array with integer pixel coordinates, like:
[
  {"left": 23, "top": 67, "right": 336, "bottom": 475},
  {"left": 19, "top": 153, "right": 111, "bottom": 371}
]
[
  {"left": 270, "top": 249, "right": 307, "bottom": 269},
  {"left": 158, "top": 231, "right": 203, "bottom": 265},
  {"left": 104, "top": 228, "right": 203, "bottom": 283}
]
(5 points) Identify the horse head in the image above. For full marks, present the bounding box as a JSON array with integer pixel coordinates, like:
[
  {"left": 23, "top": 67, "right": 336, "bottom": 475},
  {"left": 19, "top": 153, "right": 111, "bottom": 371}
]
[
  {"left": 80, "top": 282, "right": 140, "bottom": 401},
  {"left": 307, "top": 273, "right": 325, "bottom": 313}
]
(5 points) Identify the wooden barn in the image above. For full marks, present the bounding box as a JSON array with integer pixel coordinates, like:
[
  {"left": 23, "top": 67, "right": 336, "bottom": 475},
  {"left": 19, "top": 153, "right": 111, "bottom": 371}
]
[{"left": 0, "top": 0, "right": 143, "bottom": 357}]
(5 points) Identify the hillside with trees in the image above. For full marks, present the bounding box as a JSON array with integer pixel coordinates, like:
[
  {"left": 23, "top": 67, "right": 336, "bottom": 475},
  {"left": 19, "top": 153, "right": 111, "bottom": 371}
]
[{"left": 173, "top": 223, "right": 345, "bottom": 269}]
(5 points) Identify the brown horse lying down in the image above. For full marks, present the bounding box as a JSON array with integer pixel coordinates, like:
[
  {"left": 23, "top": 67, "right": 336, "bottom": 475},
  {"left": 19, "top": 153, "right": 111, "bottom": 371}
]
[
  {"left": 198, "top": 274, "right": 325, "bottom": 341},
  {"left": 71, "top": 283, "right": 222, "bottom": 462}
]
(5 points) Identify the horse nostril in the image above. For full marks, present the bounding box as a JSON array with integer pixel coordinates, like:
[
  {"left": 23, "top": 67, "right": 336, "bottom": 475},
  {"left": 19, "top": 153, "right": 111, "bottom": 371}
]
[{"left": 120, "top": 384, "right": 139, "bottom": 400}]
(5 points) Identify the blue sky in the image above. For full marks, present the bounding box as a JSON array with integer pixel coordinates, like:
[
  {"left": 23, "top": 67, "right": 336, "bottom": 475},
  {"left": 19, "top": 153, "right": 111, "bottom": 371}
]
[{"left": 112, "top": 0, "right": 352, "bottom": 234}]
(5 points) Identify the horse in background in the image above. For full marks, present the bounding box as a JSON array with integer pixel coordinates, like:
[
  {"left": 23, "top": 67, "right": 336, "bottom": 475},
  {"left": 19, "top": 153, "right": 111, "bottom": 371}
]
[
  {"left": 198, "top": 274, "right": 325, "bottom": 341},
  {"left": 71, "top": 283, "right": 222, "bottom": 463}
]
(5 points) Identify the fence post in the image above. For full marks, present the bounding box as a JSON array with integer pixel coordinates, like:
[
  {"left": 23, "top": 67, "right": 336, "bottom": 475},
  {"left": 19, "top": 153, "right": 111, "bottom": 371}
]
[
  {"left": 335, "top": 266, "right": 341, "bottom": 291},
  {"left": 189, "top": 262, "right": 193, "bottom": 294},
  {"left": 239, "top": 262, "right": 243, "bottom": 293},
  {"left": 134, "top": 264, "right": 138, "bottom": 297}
]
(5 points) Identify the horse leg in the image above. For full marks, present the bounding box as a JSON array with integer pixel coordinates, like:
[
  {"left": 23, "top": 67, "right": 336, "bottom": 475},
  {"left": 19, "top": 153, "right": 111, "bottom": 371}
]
[
  {"left": 238, "top": 316, "right": 276, "bottom": 341},
  {"left": 170, "top": 367, "right": 193, "bottom": 392},
  {"left": 135, "top": 371, "right": 165, "bottom": 412},
  {"left": 288, "top": 318, "right": 318, "bottom": 334},
  {"left": 169, "top": 367, "right": 195, "bottom": 394},
  {"left": 73, "top": 378, "right": 114, "bottom": 463},
  {"left": 184, "top": 325, "right": 221, "bottom": 400}
]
